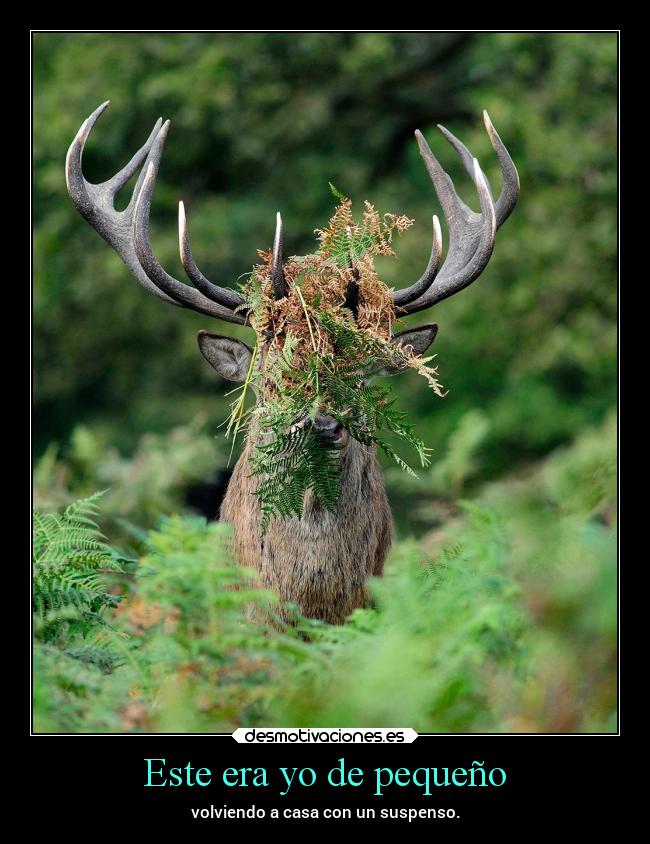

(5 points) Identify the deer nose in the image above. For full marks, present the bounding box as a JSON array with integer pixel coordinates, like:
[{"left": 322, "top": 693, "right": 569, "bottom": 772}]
[{"left": 312, "top": 414, "right": 343, "bottom": 437}]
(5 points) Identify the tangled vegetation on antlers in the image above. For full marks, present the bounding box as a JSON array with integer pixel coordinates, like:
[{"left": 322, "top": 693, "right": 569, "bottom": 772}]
[{"left": 227, "top": 189, "right": 446, "bottom": 530}]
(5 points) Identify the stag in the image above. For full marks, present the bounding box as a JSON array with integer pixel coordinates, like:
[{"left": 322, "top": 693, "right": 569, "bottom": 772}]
[{"left": 66, "top": 101, "right": 518, "bottom": 624}]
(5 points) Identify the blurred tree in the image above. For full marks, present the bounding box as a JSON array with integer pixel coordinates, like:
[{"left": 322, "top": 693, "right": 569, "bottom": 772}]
[
  {"left": 34, "top": 32, "right": 474, "bottom": 452},
  {"left": 34, "top": 32, "right": 616, "bottom": 507}
]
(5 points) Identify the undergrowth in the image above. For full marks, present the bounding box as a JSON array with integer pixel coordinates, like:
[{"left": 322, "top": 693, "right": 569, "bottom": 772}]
[{"left": 32, "top": 413, "right": 616, "bottom": 733}]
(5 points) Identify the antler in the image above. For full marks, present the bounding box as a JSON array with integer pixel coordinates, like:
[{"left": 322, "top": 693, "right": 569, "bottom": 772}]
[
  {"left": 393, "top": 111, "right": 519, "bottom": 314},
  {"left": 270, "top": 212, "right": 288, "bottom": 300},
  {"left": 67, "top": 103, "right": 517, "bottom": 327},
  {"left": 65, "top": 101, "right": 248, "bottom": 324}
]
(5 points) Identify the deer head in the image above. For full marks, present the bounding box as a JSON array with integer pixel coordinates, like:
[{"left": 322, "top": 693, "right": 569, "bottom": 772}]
[{"left": 66, "top": 101, "right": 518, "bottom": 623}]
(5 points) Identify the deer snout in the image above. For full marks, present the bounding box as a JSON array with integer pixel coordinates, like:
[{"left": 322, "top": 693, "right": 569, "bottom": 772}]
[{"left": 310, "top": 414, "right": 349, "bottom": 449}]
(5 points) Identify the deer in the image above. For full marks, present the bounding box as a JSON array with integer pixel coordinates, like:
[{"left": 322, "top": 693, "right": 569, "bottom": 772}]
[{"left": 66, "top": 101, "right": 518, "bottom": 624}]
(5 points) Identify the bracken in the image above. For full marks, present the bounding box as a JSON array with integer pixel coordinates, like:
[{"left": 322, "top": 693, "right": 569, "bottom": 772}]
[{"left": 230, "top": 189, "right": 445, "bottom": 530}]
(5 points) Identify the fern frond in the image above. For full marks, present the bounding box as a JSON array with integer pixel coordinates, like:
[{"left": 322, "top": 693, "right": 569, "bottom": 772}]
[
  {"left": 236, "top": 190, "right": 443, "bottom": 528},
  {"left": 33, "top": 492, "right": 124, "bottom": 640}
]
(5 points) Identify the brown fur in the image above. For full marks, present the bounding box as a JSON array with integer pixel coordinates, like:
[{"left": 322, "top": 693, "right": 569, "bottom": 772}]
[{"left": 220, "top": 436, "right": 393, "bottom": 624}]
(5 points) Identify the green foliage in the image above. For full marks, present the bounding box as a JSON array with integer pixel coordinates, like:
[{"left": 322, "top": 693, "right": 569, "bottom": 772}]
[
  {"left": 271, "top": 407, "right": 617, "bottom": 732},
  {"left": 33, "top": 507, "right": 308, "bottom": 733},
  {"left": 248, "top": 320, "right": 435, "bottom": 530},
  {"left": 124, "top": 516, "right": 319, "bottom": 731},
  {"left": 33, "top": 33, "right": 617, "bottom": 734},
  {"left": 33, "top": 33, "right": 475, "bottom": 455},
  {"left": 542, "top": 408, "right": 617, "bottom": 518},
  {"left": 33, "top": 415, "right": 224, "bottom": 541},
  {"left": 33, "top": 493, "right": 129, "bottom": 731},
  {"left": 328, "top": 182, "right": 348, "bottom": 202},
  {"left": 272, "top": 505, "right": 526, "bottom": 730},
  {"left": 33, "top": 492, "right": 123, "bottom": 635},
  {"left": 429, "top": 409, "right": 490, "bottom": 497},
  {"left": 34, "top": 33, "right": 616, "bottom": 478},
  {"left": 33, "top": 414, "right": 616, "bottom": 733},
  {"left": 251, "top": 424, "right": 342, "bottom": 530},
  {"left": 239, "top": 199, "right": 439, "bottom": 529}
]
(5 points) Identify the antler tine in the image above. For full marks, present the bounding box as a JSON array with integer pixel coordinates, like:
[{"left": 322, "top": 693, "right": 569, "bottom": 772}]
[
  {"left": 178, "top": 202, "right": 244, "bottom": 311},
  {"left": 66, "top": 102, "right": 176, "bottom": 304},
  {"left": 403, "top": 158, "right": 496, "bottom": 314},
  {"left": 482, "top": 110, "right": 519, "bottom": 226},
  {"left": 65, "top": 101, "right": 111, "bottom": 206},
  {"left": 133, "top": 158, "right": 246, "bottom": 323},
  {"left": 392, "top": 128, "right": 487, "bottom": 309},
  {"left": 66, "top": 101, "right": 246, "bottom": 323},
  {"left": 392, "top": 215, "right": 442, "bottom": 306},
  {"left": 437, "top": 111, "right": 519, "bottom": 227},
  {"left": 271, "top": 212, "right": 288, "bottom": 300},
  {"left": 392, "top": 114, "right": 518, "bottom": 314},
  {"left": 437, "top": 159, "right": 496, "bottom": 295}
]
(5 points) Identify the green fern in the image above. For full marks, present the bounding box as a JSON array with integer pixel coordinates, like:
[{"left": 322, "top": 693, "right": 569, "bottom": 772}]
[
  {"left": 33, "top": 492, "right": 124, "bottom": 648},
  {"left": 249, "top": 319, "right": 433, "bottom": 529},
  {"left": 252, "top": 427, "right": 342, "bottom": 531},
  {"left": 236, "top": 191, "right": 441, "bottom": 531}
]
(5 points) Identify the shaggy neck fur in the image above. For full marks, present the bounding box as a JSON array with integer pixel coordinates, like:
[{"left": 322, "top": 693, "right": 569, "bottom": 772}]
[{"left": 220, "top": 435, "right": 393, "bottom": 624}]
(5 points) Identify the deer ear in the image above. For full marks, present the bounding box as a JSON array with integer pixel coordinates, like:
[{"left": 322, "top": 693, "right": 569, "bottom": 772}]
[
  {"left": 197, "top": 331, "right": 253, "bottom": 382},
  {"left": 368, "top": 323, "right": 438, "bottom": 378},
  {"left": 392, "top": 324, "right": 438, "bottom": 356}
]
